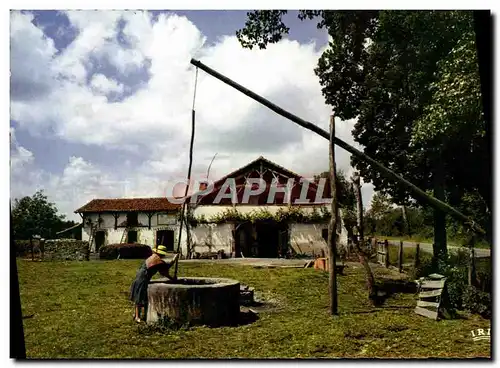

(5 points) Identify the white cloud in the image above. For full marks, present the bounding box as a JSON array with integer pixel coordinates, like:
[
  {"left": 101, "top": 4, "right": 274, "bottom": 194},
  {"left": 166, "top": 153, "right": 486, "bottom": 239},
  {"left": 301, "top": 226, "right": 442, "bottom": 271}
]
[
  {"left": 10, "top": 10, "right": 377, "bottom": 220},
  {"left": 90, "top": 73, "right": 124, "bottom": 94},
  {"left": 10, "top": 127, "right": 34, "bottom": 173},
  {"left": 10, "top": 11, "right": 58, "bottom": 101}
]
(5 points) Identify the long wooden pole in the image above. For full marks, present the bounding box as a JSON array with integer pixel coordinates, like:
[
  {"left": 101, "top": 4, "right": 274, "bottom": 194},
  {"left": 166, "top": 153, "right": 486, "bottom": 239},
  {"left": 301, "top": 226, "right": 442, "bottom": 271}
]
[
  {"left": 173, "top": 108, "right": 196, "bottom": 279},
  {"left": 328, "top": 114, "right": 338, "bottom": 316},
  {"left": 190, "top": 58, "right": 484, "bottom": 235}
]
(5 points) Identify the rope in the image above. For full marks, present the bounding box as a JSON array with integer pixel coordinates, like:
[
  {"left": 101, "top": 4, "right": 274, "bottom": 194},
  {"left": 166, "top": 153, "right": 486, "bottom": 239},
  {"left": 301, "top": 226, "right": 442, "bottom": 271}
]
[
  {"left": 192, "top": 66, "right": 199, "bottom": 111},
  {"left": 173, "top": 66, "right": 199, "bottom": 279}
]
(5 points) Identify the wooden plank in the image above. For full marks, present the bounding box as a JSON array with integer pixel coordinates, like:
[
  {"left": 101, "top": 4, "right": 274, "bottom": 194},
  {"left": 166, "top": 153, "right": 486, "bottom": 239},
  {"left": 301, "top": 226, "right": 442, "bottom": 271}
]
[
  {"left": 421, "top": 279, "right": 446, "bottom": 289},
  {"left": 415, "top": 306, "right": 438, "bottom": 320},
  {"left": 417, "top": 300, "right": 440, "bottom": 308},
  {"left": 419, "top": 289, "right": 443, "bottom": 298}
]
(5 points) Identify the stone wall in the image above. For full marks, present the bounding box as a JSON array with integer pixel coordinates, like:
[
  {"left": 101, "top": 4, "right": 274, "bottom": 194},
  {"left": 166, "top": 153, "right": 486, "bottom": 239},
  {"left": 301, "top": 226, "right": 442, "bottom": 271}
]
[{"left": 44, "top": 239, "right": 90, "bottom": 261}]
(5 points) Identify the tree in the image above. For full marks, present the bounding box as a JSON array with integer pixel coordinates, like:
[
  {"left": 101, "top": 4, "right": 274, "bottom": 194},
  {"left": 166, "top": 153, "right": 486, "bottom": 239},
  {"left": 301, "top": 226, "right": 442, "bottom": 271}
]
[
  {"left": 236, "top": 10, "right": 489, "bottom": 267},
  {"left": 411, "top": 27, "right": 490, "bottom": 244},
  {"left": 314, "top": 169, "right": 355, "bottom": 209},
  {"left": 366, "top": 192, "right": 393, "bottom": 221},
  {"left": 11, "top": 190, "right": 66, "bottom": 240}
]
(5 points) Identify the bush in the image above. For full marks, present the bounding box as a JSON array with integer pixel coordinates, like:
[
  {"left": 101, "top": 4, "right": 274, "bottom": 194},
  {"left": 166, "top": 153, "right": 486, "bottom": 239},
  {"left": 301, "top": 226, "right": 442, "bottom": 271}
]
[
  {"left": 408, "top": 249, "right": 491, "bottom": 316},
  {"left": 99, "top": 244, "right": 152, "bottom": 260},
  {"left": 463, "top": 286, "right": 491, "bottom": 319},
  {"left": 14, "top": 240, "right": 31, "bottom": 257}
]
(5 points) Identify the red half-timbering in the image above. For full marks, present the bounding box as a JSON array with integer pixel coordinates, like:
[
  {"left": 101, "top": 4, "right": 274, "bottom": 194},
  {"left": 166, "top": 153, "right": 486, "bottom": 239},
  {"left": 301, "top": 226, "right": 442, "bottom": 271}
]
[{"left": 188, "top": 156, "right": 330, "bottom": 206}]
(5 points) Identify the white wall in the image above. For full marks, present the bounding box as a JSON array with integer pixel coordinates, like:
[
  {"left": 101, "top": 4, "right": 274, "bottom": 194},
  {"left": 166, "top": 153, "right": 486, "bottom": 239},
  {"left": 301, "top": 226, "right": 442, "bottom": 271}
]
[
  {"left": 81, "top": 212, "right": 179, "bottom": 252},
  {"left": 189, "top": 223, "right": 234, "bottom": 255},
  {"left": 289, "top": 221, "right": 348, "bottom": 257}
]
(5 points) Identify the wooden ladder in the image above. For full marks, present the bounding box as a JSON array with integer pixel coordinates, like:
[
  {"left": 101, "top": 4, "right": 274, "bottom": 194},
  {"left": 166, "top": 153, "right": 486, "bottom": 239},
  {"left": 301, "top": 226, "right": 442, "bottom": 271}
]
[
  {"left": 88, "top": 226, "right": 97, "bottom": 252},
  {"left": 119, "top": 228, "right": 127, "bottom": 244}
]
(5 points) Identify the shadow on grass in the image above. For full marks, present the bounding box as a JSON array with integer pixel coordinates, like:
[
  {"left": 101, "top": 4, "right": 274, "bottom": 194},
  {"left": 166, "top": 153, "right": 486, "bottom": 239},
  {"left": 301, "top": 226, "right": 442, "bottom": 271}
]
[{"left": 136, "top": 310, "right": 259, "bottom": 335}]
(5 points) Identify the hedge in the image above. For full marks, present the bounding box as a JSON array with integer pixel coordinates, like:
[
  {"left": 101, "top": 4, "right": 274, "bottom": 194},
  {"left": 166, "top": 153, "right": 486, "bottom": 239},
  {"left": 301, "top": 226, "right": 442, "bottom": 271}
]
[{"left": 99, "top": 243, "right": 153, "bottom": 260}]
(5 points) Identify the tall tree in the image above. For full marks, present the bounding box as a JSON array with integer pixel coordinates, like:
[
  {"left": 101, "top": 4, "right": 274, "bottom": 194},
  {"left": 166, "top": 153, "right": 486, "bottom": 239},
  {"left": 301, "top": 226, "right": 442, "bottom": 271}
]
[
  {"left": 11, "top": 190, "right": 66, "bottom": 240},
  {"left": 237, "top": 10, "right": 489, "bottom": 266}
]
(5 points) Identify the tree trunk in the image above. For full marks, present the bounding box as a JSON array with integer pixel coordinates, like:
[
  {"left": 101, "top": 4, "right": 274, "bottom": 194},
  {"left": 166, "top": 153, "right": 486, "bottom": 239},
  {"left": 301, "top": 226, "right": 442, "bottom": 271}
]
[
  {"left": 432, "top": 155, "right": 447, "bottom": 269},
  {"left": 328, "top": 115, "right": 338, "bottom": 316},
  {"left": 351, "top": 173, "right": 376, "bottom": 301}
]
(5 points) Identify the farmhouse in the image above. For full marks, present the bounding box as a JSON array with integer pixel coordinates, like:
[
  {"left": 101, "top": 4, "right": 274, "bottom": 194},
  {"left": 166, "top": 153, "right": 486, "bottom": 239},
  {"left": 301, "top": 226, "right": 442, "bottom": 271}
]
[
  {"left": 75, "top": 156, "right": 348, "bottom": 257},
  {"left": 185, "top": 156, "right": 348, "bottom": 258},
  {"left": 75, "top": 198, "right": 181, "bottom": 253}
]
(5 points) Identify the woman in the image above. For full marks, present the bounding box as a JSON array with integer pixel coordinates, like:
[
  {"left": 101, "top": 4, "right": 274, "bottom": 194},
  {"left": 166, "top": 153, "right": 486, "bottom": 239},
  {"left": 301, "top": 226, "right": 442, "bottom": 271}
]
[{"left": 129, "top": 245, "right": 179, "bottom": 323}]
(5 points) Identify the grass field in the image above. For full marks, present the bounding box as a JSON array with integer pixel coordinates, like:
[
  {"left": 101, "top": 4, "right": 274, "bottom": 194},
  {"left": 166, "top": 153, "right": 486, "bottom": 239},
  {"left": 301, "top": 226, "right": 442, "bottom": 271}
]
[
  {"left": 378, "top": 235, "right": 491, "bottom": 249},
  {"left": 17, "top": 259, "right": 491, "bottom": 359}
]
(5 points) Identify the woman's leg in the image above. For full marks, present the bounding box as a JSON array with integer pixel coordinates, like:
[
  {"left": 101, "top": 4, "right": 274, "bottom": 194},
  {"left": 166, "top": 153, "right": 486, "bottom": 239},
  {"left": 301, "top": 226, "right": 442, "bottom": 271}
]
[{"left": 135, "top": 305, "right": 142, "bottom": 322}]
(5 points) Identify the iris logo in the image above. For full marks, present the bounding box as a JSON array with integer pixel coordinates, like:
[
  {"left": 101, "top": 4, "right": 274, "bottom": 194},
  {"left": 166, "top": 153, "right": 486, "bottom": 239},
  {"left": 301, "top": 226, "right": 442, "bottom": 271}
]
[{"left": 470, "top": 328, "right": 490, "bottom": 342}]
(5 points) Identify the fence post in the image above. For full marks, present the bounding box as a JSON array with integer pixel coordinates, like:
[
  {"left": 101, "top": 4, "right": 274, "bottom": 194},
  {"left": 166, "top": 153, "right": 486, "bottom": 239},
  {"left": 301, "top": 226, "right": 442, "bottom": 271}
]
[
  {"left": 468, "top": 243, "right": 476, "bottom": 287},
  {"left": 384, "top": 239, "right": 389, "bottom": 268},
  {"left": 414, "top": 243, "right": 420, "bottom": 269},
  {"left": 398, "top": 240, "right": 404, "bottom": 273}
]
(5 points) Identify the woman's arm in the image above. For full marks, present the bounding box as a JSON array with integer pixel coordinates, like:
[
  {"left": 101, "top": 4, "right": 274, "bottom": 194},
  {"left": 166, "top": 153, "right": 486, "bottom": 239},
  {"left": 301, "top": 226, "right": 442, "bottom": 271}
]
[{"left": 158, "top": 262, "right": 173, "bottom": 279}]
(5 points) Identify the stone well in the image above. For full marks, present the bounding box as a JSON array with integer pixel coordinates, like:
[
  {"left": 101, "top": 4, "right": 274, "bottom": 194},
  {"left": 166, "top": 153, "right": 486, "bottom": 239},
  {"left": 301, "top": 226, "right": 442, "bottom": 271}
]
[{"left": 147, "top": 277, "right": 240, "bottom": 326}]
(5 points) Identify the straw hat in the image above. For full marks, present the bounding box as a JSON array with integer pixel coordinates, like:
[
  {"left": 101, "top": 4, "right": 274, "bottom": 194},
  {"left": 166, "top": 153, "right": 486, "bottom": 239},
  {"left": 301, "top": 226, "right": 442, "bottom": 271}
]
[{"left": 152, "top": 245, "right": 168, "bottom": 256}]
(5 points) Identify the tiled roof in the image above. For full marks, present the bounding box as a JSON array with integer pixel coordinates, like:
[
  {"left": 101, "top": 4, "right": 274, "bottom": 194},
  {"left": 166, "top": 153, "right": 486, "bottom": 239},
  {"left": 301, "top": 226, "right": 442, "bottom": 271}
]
[
  {"left": 188, "top": 156, "right": 323, "bottom": 203},
  {"left": 75, "top": 198, "right": 181, "bottom": 213}
]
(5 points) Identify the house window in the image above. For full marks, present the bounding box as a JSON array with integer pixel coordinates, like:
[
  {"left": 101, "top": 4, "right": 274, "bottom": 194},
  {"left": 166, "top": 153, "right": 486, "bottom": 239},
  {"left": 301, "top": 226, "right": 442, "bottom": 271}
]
[
  {"left": 127, "top": 230, "right": 138, "bottom": 244},
  {"left": 127, "top": 212, "right": 138, "bottom": 227}
]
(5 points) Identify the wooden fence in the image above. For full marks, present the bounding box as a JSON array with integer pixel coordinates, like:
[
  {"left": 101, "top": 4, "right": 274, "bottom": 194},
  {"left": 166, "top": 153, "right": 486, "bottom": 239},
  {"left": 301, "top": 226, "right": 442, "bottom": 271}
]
[
  {"left": 373, "top": 238, "right": 490, "bottom": 289},
  {"left": 374, "top": 239, "right": 420, "bottom": 273}
]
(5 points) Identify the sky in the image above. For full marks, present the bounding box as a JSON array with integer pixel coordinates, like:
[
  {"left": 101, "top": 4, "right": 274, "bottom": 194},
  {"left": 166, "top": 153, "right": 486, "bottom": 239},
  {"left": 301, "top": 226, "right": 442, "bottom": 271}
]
[{"left": 10, "top": 10, "right": 375, "bottom": 221}]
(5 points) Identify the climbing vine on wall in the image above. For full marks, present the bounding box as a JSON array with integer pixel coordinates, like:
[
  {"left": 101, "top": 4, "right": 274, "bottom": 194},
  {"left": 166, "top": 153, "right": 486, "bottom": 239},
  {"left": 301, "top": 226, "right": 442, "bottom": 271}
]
[{"left": 187, "top": 206, "right": 332, "bottom": 227}]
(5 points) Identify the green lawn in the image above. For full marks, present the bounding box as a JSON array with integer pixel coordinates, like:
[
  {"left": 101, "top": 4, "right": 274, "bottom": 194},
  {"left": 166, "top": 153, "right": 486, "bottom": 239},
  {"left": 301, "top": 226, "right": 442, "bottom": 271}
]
[{"left": 17, "top": 259, "right": 490, "bottom": 359}]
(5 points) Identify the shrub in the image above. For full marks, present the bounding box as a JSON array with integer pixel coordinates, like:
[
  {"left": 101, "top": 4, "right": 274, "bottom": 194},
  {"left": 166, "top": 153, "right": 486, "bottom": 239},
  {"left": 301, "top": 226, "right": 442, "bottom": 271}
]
[
  {"left": 14, "top": 240, "right": 31, "bottom": 257},
  {"left": 408, "top": 249, "right": 491, "bottom": 316},
  {"left": 462, "top": 286, "right": 491, "bottom": 319},
  {"left": 99, "top": 244, "right": 152, "bottom": 260}
]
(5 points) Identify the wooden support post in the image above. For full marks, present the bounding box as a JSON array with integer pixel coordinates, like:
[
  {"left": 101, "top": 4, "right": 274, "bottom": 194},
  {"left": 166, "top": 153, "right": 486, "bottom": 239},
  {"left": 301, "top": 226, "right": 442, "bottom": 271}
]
[
  {"left": 30, "top": 237, "right": 34, "bottom": 261},
  {"left": 147, "top": 213, "right": 153, "bottom": 230},
  {"left": 468, "top": 242, "right": 476, "bottom": 287},
  {"left": 398, "top": 240, "right": 404, "bottom": 273},
  {"left": 384, "top": 240, "right": 389, "bottom": 268},
  {"left": 328, "top": 114, "right": 338, "bottom": 316},
  {"left": 414, "top": 243, "right": 420, "bottom": 269},
  {"left": 113, "top": 213, "right": 119, "bottom": 230}
]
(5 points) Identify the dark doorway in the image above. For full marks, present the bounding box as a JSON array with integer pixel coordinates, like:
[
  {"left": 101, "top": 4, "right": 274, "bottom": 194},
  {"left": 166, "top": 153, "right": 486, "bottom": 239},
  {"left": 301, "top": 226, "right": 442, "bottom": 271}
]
[
  {"left": 234, "top": 221, "right": 287, "bottom": 258},
  {"left": 127, "top": 230, "right": 138, "bottom": 244},
  {"left": 156, "top": 230, "right": 175, "bottom": 251},
  {"left": 256, "top": 222, "right": 280, "bottom": 258},
  {"left": 95, "top": 231, "right": 105, "bottom": 251}
]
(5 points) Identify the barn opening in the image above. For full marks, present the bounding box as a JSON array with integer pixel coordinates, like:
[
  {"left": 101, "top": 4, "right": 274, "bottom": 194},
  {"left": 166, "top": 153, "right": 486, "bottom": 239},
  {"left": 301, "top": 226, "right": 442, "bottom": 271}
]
[
  {"left": 156, "top": 230, "right": 175, "bottom": 251},
  {"left": 234, "top": 221, "right": 288, "bottom": 258}
]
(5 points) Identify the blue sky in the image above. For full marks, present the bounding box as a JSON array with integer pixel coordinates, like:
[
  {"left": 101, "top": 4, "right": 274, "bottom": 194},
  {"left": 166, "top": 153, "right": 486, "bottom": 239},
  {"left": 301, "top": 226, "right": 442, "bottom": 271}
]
[{"left": 10, "top": 10, "right": 373, "bottom": 220}]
